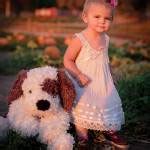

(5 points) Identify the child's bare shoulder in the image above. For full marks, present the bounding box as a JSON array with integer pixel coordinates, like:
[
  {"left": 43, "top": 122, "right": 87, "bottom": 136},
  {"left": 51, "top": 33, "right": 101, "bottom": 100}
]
[
  {"left": 68, "top": 35, "right": 82, "bottom": 49},
  {"left": 72, "top": 35, "right": 82, "bottom": 45}
]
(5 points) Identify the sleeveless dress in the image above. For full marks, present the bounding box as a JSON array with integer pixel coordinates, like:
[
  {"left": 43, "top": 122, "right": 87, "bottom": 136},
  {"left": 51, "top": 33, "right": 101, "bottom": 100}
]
[{"left": 68, "top": 32, "right": 125, "bottom": 131}]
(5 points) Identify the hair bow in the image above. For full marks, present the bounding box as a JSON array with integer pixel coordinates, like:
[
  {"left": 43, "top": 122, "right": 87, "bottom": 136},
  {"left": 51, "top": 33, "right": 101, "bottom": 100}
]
[{"left": 108, "top": 0, "right": 118, "bottom": 8}]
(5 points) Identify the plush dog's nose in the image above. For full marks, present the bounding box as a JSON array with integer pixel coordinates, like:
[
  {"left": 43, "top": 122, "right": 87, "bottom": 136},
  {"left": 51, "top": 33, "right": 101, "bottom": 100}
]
[{"left": 36, "top": 100, "right": 50, "bottom": 111}]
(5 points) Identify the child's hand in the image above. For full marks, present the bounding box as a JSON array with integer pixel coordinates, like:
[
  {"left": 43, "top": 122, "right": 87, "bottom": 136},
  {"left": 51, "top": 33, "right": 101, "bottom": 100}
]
[{"left": 77, "top": 73, "right": 91, "bottom": 87}]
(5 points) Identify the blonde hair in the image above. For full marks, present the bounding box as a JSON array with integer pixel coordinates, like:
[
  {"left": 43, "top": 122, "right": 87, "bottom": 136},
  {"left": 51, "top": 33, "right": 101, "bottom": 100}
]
[{"left": 83, "top": 0, "right": 114, "bottom": 14}]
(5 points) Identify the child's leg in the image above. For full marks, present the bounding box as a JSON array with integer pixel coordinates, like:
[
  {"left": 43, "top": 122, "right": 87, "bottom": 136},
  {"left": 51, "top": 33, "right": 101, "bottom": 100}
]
[{"left": 75, "top": 125, "right": 88, "bottom": 140}]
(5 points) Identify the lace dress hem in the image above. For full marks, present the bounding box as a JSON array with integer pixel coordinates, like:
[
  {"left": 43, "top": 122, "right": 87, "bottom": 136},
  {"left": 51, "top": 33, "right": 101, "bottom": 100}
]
[{"left": 71, "top": 116, "right": 124, "bottom": 131}]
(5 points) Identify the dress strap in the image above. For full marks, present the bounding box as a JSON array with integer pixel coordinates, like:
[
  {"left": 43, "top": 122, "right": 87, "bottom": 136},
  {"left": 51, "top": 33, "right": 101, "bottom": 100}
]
[
  {"left": 104, "top": 34, "right": 110, "bottom": 63},
  {"left": 74, "top": 33, "right": 88, "bottom": 45},
  {"left": 105, "top": 34, "right": 110, "bottom": 49}
]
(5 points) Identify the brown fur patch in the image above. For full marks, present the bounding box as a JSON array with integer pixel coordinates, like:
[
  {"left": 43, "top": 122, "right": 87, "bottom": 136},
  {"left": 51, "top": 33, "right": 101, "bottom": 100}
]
[
  {"left": 41, "top": 78, "right": 58, "bottom": 97},
  {"left": 7, "top": 70, "right": 27, "bottom": 104}
]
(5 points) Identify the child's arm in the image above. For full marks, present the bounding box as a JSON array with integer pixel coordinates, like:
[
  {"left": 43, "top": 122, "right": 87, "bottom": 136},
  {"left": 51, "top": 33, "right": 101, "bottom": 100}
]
[
  {"left": 64, "top": 37, "right": 90, "bottom": 87},
  {"left": 109, "top": 63, "right": 117, "bottom": 85},
  {"left": 109, "top": 63, "right": 113, "bottom": 76}
]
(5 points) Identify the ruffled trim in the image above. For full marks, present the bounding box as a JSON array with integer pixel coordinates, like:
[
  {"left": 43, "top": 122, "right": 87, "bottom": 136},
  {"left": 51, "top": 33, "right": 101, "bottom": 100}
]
[
  {"left": 71, "top": 116, "right": 124, "bottom": 131},
  {"left": 71, "top": 103, "right": 125, "bottom": 131}
]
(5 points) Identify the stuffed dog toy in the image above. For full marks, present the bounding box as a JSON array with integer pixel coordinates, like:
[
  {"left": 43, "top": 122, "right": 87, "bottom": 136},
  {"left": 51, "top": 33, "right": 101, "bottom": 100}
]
[{"left": 1, "top": 66, "right": 76, "bottom": 150}]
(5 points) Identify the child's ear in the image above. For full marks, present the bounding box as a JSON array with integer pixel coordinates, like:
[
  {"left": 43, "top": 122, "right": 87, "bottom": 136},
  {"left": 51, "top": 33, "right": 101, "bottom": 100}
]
[{"left": 82, "top": 12, "right": 88, "bottom": 24}]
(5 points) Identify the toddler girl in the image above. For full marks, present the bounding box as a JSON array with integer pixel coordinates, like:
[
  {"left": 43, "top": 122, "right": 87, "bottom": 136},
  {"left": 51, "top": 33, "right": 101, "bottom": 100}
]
[{"left": 64, "top": 0, "right": 128, "bottom": 149}]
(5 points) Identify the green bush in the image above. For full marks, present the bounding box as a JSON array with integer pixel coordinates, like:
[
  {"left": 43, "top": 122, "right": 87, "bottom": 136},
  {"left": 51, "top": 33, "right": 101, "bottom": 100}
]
[
  {"left": 0, "top": 42, "right": 23, "bottom": 52},
  {"left": 109, "top": 44, "right": 150, "bottom": 78},
  {"left": 118, "top": 72, "right": 150, "bottom": 138},
  {"left": 0, "top": 46, "right": 44, "bottom": 74},
  {"left": 0, "top": 45, "right": 63, "bottom": 75},
  {"left": 109, "top": 43, "right": 150, "bottom": 62},
  {"left": 0, "top": 32, "right": 12, "bottom": 37},
  {"left": 113, "top": 60, "right": 150, "bottom": 78},
  {"left": 109, "top": 43, "right": 127, "bottom": 58}
]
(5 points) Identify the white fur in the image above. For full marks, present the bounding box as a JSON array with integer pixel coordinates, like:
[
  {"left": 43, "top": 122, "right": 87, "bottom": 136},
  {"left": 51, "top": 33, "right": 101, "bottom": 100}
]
[{"left": 6, "top": 66, "right": 74, "bottom": 150}]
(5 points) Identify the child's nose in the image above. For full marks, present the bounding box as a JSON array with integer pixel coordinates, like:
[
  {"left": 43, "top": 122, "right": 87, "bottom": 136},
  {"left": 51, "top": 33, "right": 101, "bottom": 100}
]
[{"left": 99, "top": 18, "right": 105, "bottom": 24}]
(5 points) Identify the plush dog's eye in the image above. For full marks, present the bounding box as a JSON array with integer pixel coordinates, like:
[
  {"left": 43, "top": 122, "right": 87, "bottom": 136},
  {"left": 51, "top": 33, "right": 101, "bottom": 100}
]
[{"left": 29, "top": 90, "right": 32, "bottom": 94}]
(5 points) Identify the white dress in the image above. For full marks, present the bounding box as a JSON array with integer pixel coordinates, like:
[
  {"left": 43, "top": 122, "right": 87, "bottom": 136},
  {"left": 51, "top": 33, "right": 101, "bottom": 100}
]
[{"left": 68, "top": 32, "right": 125, "bottom": 131}]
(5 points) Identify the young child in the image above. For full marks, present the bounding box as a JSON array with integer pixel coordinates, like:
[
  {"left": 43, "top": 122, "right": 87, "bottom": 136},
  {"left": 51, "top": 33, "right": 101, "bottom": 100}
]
[{"left": 64, "top": 0, "right": 128, "bottom": 149}]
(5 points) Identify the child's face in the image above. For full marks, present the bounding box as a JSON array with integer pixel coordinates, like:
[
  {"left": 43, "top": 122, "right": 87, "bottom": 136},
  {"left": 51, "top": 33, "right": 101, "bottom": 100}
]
[{"left": 83, "top": 4, "right": 113, "bottom": 33}]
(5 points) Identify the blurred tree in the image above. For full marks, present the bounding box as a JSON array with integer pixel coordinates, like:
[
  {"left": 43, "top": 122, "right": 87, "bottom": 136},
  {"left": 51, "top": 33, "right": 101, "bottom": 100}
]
[
  {"left": 12, "top": 0, "right": 57, "bottom": 15},
  {"left": 56, "top": 0, "right": 84, "bottom": 10},
  {"left": 36, "top": 0, "right": 56, "bottom": 8},
  {"left": 12, "top": 0, "right": 22, "bottom": 15},
  {"left": 74, "top": 0, "right": 85, "bottom": 10},
  {"left": 131, "top": 0, "right": 148, "bottom": 18},
  {"left": 5, "top": 0, "right": 11, "bottom": 17},
  {"left": 119, "top": 0, "right": 149, "bottom": 18}
]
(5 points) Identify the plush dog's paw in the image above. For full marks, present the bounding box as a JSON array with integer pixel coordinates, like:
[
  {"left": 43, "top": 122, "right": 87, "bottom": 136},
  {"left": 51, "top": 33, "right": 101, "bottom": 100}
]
[{"left": 48, "top": 133, "right": 74, "bottom": 150}]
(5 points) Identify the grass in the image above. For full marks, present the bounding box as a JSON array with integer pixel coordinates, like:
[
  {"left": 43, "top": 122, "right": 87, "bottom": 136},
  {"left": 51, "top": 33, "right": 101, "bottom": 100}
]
[{"left": 118, "top": 72, "right": 150, "bottom": 141}]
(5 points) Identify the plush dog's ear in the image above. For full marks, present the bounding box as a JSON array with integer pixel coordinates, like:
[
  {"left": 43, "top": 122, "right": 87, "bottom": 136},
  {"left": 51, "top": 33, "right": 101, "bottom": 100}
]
[
  {"left": 57, "top": 69, "right": 76, "bottom": 112},
  {"left": 7, "top": 70, "right": 28, "bottom": 104}
]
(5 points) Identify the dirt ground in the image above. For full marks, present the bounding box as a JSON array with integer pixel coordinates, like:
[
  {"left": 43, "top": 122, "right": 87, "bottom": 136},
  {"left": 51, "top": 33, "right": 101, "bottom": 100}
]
[{"left": 0, "top": 75, "right": 15, "bottom": 115}]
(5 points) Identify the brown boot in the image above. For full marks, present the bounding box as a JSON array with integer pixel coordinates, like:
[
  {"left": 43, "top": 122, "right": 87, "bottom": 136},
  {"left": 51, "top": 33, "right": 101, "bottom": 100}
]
[
  {"left": 77, "top": 137, "right": 89, "bottom": 149},
  {"left": 93, "top": 131, "right": 106, "bottom": 143},
  {"left": 103, "top": 131, "right": 129, "bottom": 149}
]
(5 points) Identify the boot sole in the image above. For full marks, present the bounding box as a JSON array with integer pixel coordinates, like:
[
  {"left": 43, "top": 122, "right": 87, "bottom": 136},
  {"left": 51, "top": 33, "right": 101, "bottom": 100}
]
[{"left": 106, "top": 140, "right": 129, "bottom": 149}]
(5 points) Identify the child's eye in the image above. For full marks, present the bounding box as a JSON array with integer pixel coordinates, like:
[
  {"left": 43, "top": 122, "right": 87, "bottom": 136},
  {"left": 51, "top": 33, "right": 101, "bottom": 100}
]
[
  {"left": 105, "top": 17, "right": 112, "bottom": 21},
  {"left": 95, "top": 15, "right": 100, "bottom": 18},
  {"left": 29, "top": 90, "right": 32, "bottom": 94}
]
